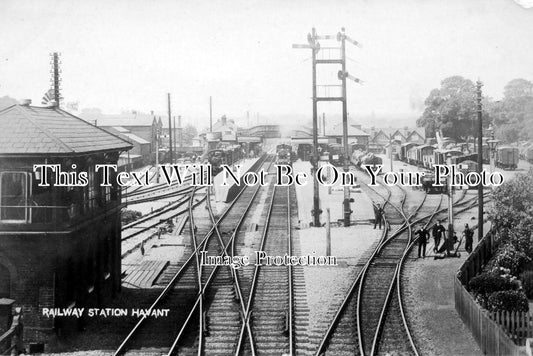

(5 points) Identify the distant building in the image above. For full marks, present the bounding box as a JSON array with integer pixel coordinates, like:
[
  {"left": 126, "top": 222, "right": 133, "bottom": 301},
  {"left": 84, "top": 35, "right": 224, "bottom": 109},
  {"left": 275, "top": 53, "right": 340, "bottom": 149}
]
[
  {"left": 89, "top": 113, "right": 168, "bottom": 167},
  {"left": 100, "top": 126, "right": 151, "bottom": 169},
  {"left": 324, "top": 123, "right": 370, "bottom": 152},
  {"left": 0, "top": 104, "right": 132, "bottom": 346},
  {"left": 200, "top": 115, "right": 239, "bottom": 150},
  {"left": 368, "top": 127, "right": 426, "bottom": 153}
]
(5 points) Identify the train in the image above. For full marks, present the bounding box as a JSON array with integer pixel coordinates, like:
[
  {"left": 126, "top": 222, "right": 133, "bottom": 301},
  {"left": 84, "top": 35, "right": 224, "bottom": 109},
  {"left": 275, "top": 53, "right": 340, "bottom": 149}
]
[
  {"left": 206, "top": 145, "right": 244, "bottom": 175},
  {"left": 352, "top": 150, "right": 383, "bottom": 167},
  {"left": 327, "top": 143, "right": 344, "bottom": 166},
  {"left": 495, "top": 146, "right": 519, "bottom": 170},
  {"left": 276, "top": 144, "right": 293, "bottom": 165},
  {"left": 400, "top": 142, "right": 520, "bottom": 171}
]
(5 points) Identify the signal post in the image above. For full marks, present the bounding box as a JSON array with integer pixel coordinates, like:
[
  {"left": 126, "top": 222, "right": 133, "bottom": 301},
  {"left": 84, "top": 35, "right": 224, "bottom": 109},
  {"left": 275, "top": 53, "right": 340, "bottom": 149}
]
[{"left": 294, "top": 28, "right": 362, "bottom": 227}]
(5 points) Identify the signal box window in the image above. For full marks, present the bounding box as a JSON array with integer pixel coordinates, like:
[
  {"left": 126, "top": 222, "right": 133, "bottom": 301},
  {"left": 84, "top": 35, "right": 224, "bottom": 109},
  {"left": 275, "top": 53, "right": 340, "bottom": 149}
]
[{"left": 0, "top": 172, "right": 31, "bottom": 223}]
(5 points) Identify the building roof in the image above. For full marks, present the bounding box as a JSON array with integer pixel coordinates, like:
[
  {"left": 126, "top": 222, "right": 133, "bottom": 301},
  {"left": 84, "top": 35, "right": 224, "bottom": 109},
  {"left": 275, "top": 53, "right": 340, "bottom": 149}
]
[
  {"left": 112, "top": 126, "right": 130, "bottom": 133},
  {"left": 123, "top": 133, "right": 151, "bottom": 145},
  {"left": 87, "top": 112, "right": 157, "bottom": 127},
  {"left": 212, "top": 118, "right": 237, "bottom": 133},
  {"left": 0, "top": 105, "right": 132, "bottom": 156},
  {"left": 325, "top": 123, "right": 370, "bottom": 137},
  {"left": 407, "top": 128, "right": 426, "bottom": 139}
]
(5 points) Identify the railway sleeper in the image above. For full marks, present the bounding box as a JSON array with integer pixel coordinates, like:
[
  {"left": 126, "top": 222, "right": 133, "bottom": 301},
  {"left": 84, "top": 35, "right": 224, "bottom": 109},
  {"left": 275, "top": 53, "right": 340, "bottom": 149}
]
[
  {"left": 283, "top": 309, "right": 290, "bottom": 335},
  {"left": 203, "top": 311, "right": 209, "bottom": 336}
]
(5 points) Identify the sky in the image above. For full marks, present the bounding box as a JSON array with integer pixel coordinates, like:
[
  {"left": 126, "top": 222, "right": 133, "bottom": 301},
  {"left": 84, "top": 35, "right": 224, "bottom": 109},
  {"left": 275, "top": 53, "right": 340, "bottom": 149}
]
[{"left": 1, "top": 0, "right": 533, "bottom": 128}]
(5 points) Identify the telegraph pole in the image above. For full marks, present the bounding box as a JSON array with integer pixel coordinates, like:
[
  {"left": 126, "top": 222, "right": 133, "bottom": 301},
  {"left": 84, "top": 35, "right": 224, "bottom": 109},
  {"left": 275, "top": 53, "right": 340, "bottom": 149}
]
[
  {"left": 209, "top": 96, "right": 213, "bottom": 133},
  {"left": 156, "top": 119, "right": 160, "bottom": 183},
  {"left": 339, "top": 28, "right": 351, "bottom": 226},
  {"left": 294, "top": 28, "right": 361, "bottom": 227},
  {"left": 178, "top": 115, "right": 182, "bottom": 148},
  {"left": 477, "top": 80, "right": 484, "bottom": 241},
  {"left": 293, "top": 29, "right": 321, "bottom": 227},
  {"left": 311, "top": 29, "right": 321, "bottom": 227},
  {"left": 173, "top": 116, "right": 177, "bottom": 156},
  {"left": 167, "top": 93, "right": 173, "bottom": 164},
  {"left": 335, "top": 29, "right": 362, "bottom": 226},
  {"left": 389, "top": 135, "right": 393, "bottom": 173},
  {"left": 51, "top": 52, "right": 61, "bottom": 108}
]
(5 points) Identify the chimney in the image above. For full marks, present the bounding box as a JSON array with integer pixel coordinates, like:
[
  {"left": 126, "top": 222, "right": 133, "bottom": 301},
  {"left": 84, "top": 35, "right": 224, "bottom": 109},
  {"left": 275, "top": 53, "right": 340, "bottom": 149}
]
[
  {"left": 221, "top": 115, "right": 227, "bottom": 125},
  {"left": 20, "top": 99, "right": 32, "bottom": 106}
]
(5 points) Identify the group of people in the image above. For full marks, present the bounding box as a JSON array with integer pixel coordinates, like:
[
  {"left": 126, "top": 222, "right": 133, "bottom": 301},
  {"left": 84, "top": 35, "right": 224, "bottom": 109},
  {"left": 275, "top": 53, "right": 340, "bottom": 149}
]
[
  {"left": 372, "top": 202, "right": 475, "bottom": 258},
  {"left": 416, "top": 221, "right": 474, "bottom": 259}
]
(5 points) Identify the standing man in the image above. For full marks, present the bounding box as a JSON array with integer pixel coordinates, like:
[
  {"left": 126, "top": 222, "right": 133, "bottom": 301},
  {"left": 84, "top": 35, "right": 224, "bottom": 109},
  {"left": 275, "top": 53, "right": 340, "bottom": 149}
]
[
  {"left": 463, "top": 223, "right": 474, "bottom": 254},
  {"left": 432, "top": 221, "right": 445, "bottom": 252},
  {"left": 374, "top": 203, "right": 384, "bottom": 230},
  {"left": 417, "top": 226, "right": 430, "bottom": 258}
]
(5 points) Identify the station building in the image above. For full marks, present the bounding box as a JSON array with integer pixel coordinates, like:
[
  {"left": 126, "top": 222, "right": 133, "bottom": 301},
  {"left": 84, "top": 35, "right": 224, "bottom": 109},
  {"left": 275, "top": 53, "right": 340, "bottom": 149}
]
[{"left": 0, "top": 103, "right": 132, "bottom": 345}]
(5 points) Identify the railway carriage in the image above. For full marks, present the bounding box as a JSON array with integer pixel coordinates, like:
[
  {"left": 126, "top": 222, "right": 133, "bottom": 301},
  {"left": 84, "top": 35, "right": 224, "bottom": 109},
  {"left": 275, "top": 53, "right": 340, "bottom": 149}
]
[
  {"left": 415, "top": 144, "right": 436, "bottom": 168},
  {"left": 496, "top": 146, "right": 519, "bottom": 170},
  {"left": 405, "top": 145, "right": 418, "bottom": 165},
  {"left": 421, "top": 173, "right": 447, "bottom": 194},
  {"left": 400, "top": 142, "right": 419, "bottom": 162},
  {"left": 207, "top": 149, "right": 227, "bottom": 175},
  {"left": 451, "top": 154, "right": 479, "bottom": 189},
  {"left": 352, "top": 150, "right": 382, "bottom": 167},
  {"left": 482, "top": 144, "right": 490, "bottom": 164},
  {"left": 433, "top": 149, "right": 463, "bottom": 165},
  {"left": 229, "top": 144, "right": 244, "bottom": 164},
  {"left": 327, "top": 143, "right": 343, "bottom": 166}
]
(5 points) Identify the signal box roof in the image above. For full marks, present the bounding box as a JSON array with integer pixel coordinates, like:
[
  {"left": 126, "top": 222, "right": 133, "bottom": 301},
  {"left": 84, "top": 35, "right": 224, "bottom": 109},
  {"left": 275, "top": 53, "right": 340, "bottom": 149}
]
[{"left": 0, "top": 104, "right": 132, "bottom": 156}]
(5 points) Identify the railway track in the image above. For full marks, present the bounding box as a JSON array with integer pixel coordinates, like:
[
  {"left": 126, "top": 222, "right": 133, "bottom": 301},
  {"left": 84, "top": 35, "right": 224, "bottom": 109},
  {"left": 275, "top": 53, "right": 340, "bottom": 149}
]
[
  {"left": 234, "top": 178, "right": 295, "bottom": 355},
  {"left": 315, "top": 168, "right": 483, "bottom": 356},
  {"left": 113, "top": 155, "right": 271, "bottom": 355},
  {"left": 115, "top": 156, "right": 487, "bottom": 355},
  {"left": 355, "top": 181, "right": 419, "bottom": 356},
  {"left": 121, "top": 192, "right": 200, "bottom": 241}
]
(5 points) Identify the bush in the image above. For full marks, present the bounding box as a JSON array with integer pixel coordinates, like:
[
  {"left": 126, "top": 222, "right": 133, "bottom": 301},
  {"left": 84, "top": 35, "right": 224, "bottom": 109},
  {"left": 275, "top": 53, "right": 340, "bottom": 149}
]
[
  {"left": 520, "top": 271, "right": 533, "bottom": 299},
  {"left": 122, "top": 210, "right": 142, "bottom": 225},
  {"left": 486, "top": 290, "right": 529, "bottom": 312},
  {"left": 492, "top": 243, "right": 531, "bottom": 275},
  {"left": 469, "top": 271, "right": 517, "bottom": 296}
]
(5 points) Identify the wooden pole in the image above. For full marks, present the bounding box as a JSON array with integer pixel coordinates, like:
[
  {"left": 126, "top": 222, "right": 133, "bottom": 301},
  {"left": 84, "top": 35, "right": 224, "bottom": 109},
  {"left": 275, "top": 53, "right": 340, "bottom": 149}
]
[
  {"left": 167, "top": 93, "right": 173, "bottom": 164},
  {"left": 477, "top": 81, "right": 484, "bottom": 242},
  {"left": 326, "top": 208, "right": 331, "bottom": 256},
  {"left": 311, "top": 28, "right": 321, "bottom": 227},
  {"left": 209, "top": 96, "right": 213, "bottom": 133}
]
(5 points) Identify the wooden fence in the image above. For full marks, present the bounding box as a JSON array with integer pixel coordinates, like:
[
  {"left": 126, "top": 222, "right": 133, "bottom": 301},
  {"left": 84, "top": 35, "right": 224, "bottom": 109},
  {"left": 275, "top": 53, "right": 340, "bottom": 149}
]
[
  {"left": 455, "top": 276, "right": 524, "bottom": 355},
  {"left": 455, "top": 228, "right": 532, "bottom": 355}
]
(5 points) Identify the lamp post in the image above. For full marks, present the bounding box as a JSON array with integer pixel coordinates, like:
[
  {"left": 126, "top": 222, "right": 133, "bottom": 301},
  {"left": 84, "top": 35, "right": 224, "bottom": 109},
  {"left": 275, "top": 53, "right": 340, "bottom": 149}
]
[
  {"left": 446, "top": 152, "right": 454, "bottom": 255},
  {"left": 155, "top": 126, "right": 160, "bottom": 184},
  {"left": 487, "top": 124, "right": 499, "bottom": 175},
  {"left": 476, "top": 80, "right": 484, "bottom": 242},
  {"left": 389, "top": 135, "right": 393, "bottom": 173},
  {"left": 487, "top": 124, "right": 499, "bottom": 212}
]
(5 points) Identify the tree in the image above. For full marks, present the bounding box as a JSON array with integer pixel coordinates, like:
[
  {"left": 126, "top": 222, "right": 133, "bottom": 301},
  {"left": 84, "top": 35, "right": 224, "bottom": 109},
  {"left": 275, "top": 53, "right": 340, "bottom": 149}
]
[
  {"left": 487, "top": 78, "right": 533, "bottom": 142},
  {"left": 181, "top": 124, "right": 198, "bottom": 146},
  {"left": 416, "top": 76, "right": 491, "bottom": 141},
  {"left": 504, "top": 78, "right": 533, "bottom": 100},
  {"left": 491, "top": 172, "right": 533, "bottom": 243}
]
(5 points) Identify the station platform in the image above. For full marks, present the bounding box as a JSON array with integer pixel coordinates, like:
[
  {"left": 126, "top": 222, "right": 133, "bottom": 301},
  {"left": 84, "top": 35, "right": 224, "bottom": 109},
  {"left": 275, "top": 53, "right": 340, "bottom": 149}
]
[
  {"left": 122, "top": 260, "right": 169, "bottom": 289},
  {"left": 293, "top": 160, "right": 375, "bottom": 229},
  {"left": 213, "top": 157, "right": 261, "bottom": 203},
  {"left": 121, "top": 215, "right": 189, "bottom": 289}
]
